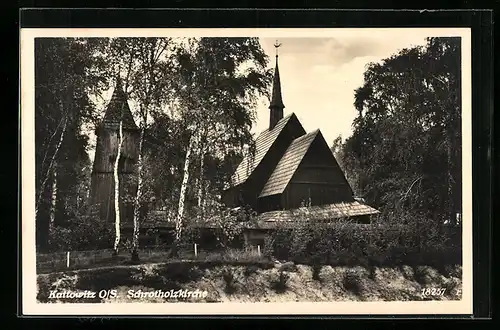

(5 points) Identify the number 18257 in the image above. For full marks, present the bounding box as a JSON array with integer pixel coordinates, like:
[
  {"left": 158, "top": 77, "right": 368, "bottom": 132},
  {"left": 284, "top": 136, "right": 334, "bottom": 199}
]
[{"left": 421, "top": 288, "right": 446, "bottom": 296}]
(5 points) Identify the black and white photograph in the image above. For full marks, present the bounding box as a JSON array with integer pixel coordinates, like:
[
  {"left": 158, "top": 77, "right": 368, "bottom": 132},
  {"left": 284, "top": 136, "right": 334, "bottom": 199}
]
[{"left": 21, "top": 28, "right": 472, "bottom": 315}]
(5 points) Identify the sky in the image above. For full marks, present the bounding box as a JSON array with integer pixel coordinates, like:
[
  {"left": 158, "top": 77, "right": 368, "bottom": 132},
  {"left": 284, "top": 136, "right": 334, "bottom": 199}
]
[
  {"left": 254, "top": 35, "right": 431, "bottom": 145},
  {"left": 85, "top": 32, "right": 435, "bottom": 162}
]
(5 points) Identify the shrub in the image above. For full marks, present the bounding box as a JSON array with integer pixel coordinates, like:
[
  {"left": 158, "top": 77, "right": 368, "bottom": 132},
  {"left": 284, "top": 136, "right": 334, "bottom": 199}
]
[
  {"left": 244, "top": 265, "right": 260, "bottom": 277},
  {"left": 279, "top": 261, "right": 298, "bottom": 272},
  {"left": 204, "top": 248, "right": 265, "bottom": 264},
  {"left": 271, "top": 271, "right": 290, "bottom": 293},
  {"left": 199, "top": 202, "right": 248, "bottom": 248},
  {"left": 312, "top": 264, "right": 322, "bottom": 282},
  {"left": 263, "top": 235, "right": 275, "bottom": 258},
  {"left": 343, "top": 270, "right": 364, "bottom": 295},
  {"left": 159, "top": 263, "right": 201, "bottom": 283},
  {"left": 47, "top": 212, "right": 114, "bottom": 252},
  {"left": 444, "top": 277, "right": 461, "bottom": 296},
  {"left": 264, "top": 208, "right": 462, "bottom": 269},
  {"left": 222, "top": 268, "right": 236, "bottom": 294}
]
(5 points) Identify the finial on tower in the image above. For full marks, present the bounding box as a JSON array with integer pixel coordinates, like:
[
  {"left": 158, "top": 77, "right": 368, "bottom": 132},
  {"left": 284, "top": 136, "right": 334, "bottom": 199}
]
[{"left": 274, "top": 39, "right": 282, "bottom": 58}]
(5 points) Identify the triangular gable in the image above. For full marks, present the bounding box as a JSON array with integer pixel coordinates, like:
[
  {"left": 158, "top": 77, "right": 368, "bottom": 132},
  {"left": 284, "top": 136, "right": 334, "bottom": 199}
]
[
  {"left": 259, "top": 129, "right": 319, "bottom": 197},
  {"left": 230, "top": 113, "right": 297, "bottom": 187}
]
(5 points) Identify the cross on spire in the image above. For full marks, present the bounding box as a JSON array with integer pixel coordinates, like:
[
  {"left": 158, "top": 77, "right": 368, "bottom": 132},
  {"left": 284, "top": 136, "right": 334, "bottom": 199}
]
[{"left": 274, "top": 39, "right": 282, "bottom": 58}]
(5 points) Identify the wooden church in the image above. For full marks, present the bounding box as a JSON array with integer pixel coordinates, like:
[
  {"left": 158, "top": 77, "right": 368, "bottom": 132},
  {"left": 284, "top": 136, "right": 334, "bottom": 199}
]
[
  {"left": 89, "top": 77, "right": 140, "bottom": 224},
  {"left": 222, "top": 48, "right": 379, "bottom": 233},
  {"left": 87, "top": 47, "right": 379, "bottom": 248}
]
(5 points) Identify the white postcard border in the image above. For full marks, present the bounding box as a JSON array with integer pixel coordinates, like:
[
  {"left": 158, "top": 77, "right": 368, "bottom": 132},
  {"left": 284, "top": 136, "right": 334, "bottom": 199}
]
[{"left": 21, "top": 27, "right": 473, "bottom": 316}]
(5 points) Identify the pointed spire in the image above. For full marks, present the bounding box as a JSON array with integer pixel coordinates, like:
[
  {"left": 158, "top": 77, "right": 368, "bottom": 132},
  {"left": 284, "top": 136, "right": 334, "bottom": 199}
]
[
  {"left": 269, "top": 40, "right": 285, "bottom": 130},
  {"left": 115, "top": 73, "right": 124, "bottom": 94}
]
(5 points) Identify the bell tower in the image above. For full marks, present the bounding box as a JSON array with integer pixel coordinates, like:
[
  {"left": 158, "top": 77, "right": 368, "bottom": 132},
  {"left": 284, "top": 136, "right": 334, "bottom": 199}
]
[{"left": 89, "top": 76, "right": 140, "bottom": 223}]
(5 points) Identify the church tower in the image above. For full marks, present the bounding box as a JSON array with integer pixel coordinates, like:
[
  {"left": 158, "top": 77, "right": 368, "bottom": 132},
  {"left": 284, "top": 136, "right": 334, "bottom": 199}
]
[
  {"left": 89, "top": 76, "right": 140, "bottom": 224},
  {"left": 269, "top": 41, "right": 285, "bottom": 130}
]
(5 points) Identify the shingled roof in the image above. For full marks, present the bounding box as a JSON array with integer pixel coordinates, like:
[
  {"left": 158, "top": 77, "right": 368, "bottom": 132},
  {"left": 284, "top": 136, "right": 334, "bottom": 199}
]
[
  {"left": 102, "top": 77, "right": 138, "bottom": 130},
  {"left": 259, "top": 129, "right": 319, "bottom": 197},
  {"left": 230, "top": 113, "right": 295, "bottom": 187},
  {"left": 254, "top": 201, "right": 380, "bottom": 228}
]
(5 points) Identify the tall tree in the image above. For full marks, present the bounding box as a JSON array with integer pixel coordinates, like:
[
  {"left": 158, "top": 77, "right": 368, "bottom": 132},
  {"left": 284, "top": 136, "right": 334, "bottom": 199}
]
[
  {"left": 168, "top": 37, "right": 271, "bottom": 253},
  {"left": 35, "top": 38, "right": 108, "bottom": 251},
  {"left": 341, "top": 37, "right": 461, "bottom": 221},
  {"left": 112, "top": 118, "right": 124, "bottom": 255},
  {"left": 109, "top": 37, "right": 174, "bottom": 260}
]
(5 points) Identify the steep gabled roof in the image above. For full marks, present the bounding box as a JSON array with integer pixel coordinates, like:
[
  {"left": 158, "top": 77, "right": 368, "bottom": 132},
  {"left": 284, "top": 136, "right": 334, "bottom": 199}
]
[
  {"left": 102, "top": 78, "right": 138, "bottom": 130},
  {"left": 259, "top": 129, "right": 319, "bottom": 197},
  {"left": 230, "top": 113, "right": 296, "bottom": 187}
]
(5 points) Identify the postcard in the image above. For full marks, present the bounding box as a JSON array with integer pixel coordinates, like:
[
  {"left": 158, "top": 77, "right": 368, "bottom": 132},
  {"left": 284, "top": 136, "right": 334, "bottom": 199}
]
[{"left": 20, "top": 27, "right": 472, "bottom": 315}]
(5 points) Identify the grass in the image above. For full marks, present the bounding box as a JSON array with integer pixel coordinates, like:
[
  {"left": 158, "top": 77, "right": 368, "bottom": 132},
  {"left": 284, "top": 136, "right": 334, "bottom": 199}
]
[
  {"left": 37, "top": 261, "right": 463, "bottom": 303},
  {"left": 37, "top": 247, "right": 271, "bottom": 274}
]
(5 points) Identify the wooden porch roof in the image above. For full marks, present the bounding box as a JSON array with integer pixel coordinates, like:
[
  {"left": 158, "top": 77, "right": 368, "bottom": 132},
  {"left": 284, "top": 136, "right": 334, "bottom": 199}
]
[{"left": 254, "top": 201, "right": 380, "bottom": 228}]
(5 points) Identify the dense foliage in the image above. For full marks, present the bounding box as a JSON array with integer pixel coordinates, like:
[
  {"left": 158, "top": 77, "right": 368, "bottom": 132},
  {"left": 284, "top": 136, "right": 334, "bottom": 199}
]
[
  {"left": 336, "top": 37, "right": 461, "bottom": 223},
  {"left": 264, "top": 211, "right": 461, "bottom": 269},
  {"left": 35, "top": 37, "right": 271, "bottom": 253},
  {"left": 36, "top": 36, "right": 463, "bottom": 270},
  {"left": 35, "top": 38, "right": 110, "bottom": 251}
]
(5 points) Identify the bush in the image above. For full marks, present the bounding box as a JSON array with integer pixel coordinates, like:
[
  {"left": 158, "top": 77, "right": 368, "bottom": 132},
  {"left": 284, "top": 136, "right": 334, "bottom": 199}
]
[
  {"left": 204, "top": 248, "right": 265, "bottom": 263},
  {"left": 312, "top": 264, "right": 322, "bottom": 282},
  {"left": 198, "top": 202, "right": 248, "bottom": 248},
  {"left": 265, "top": 209, "right": 462, "bottom": 268},
  {"left": 279, "top": 261, "right": 298, "bottom": 272},
  {"left": 271, "top": 271, "right": 290, "bottom": 293},
  {"left": 244, "top": 265, "right": 260, "bottom": 277},
  {"left": 157, "top": 263, "right": 203, "bottom": 283},
  {"left": 222, "top": 268, "right": 236, "bottom": 294},
  {"left": 47, "top": 212, "right": 114, "bottom": 252},
  {"left": 343, "top": 270, "right": 364, "bottom": 295}
]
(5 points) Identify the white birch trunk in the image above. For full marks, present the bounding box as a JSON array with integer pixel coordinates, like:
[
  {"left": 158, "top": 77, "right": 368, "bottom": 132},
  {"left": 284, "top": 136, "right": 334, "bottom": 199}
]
[
  {"left": 49, "top": 166, "right": 58, "bottom": 228},
  {"left": 113, "top": 120, "right": 124, "bottom": 254},
  {"left": 197, "top": 127, "right": 209, "bottom": 215},
  {"left": 36, "top": 116, "right": 67, "bottom": 217},
  {"left": 176, "top": 132, "right": 196, "bottom": 241},
  {"left": 131, "top": 122, "right": 145, "bottom": 258},
  {"left": 197, "top": 151, "right": 205, "bottom": 208}
]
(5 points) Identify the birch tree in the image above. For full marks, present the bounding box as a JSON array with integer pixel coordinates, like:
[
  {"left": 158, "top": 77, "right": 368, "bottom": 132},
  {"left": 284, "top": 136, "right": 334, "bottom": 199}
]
[
  {"left": 110, "top": 37, "right": 174, "bottom": 261},
  {"left": 35, "top": 38, "right": 109, "bottom": 251},
  {"left": 175, "top": 127, "right": 197, "bottom": 241},
  {"left": 168, "top": 37, "right": 272, "bottom": 253},
  {"left": 48, "top": 167, "right": 58, "bottom": 229},
  {"left": 112, "top": 118, "right": 124, "bottom": 256},
  {"left": 36, "top": 110, "right": 67, "bottom": 217}
]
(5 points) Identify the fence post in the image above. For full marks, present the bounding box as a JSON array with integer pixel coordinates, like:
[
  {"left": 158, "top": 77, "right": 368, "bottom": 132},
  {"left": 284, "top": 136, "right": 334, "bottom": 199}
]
[
  {"left": 257, "top": 245, "right": 261, "bottom": 257},
  {"left": 194, "top": 243, "right": 198, "bottom": 257},
  {"left": 66, "top": 251, "right": 70, "bottom": 268}
]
